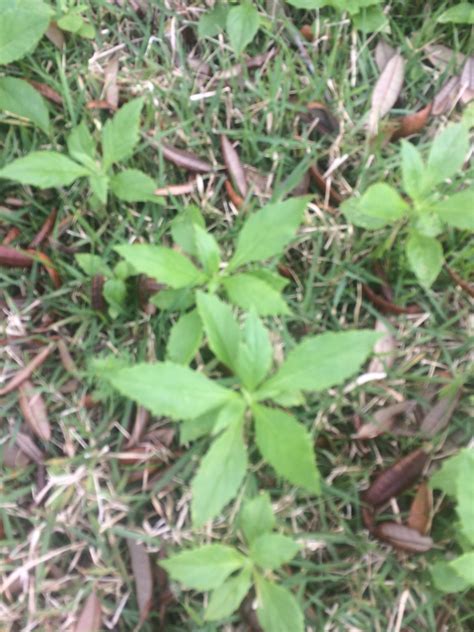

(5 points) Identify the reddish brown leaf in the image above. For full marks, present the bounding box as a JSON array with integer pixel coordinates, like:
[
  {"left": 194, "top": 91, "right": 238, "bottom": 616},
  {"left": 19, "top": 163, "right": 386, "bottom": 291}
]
[
  {"left": 137, "top": 276, "right": 162, "bottom": 308},
  {"left": 300, "top": 25, "right": 314, "bottom": 42},
  {"left": 0, "top": 245, "right": 34, "bottom": 267},
  {"left": 127, "top": 538, "right": 153, "bottom": 624},
  {"left": 390, "top": 103, "right": 432, "bottom": 141},
  {"left": 407, "top": 482, "right": 432, "bottom": 535},
  {"left": 86, "top": 99, "right": 116, "bottom": 111},
  {"left": 363, "top": 448, "right": 429, "bottom": 508},
  {"left": 354, "top": 400, "right": 418, "bottom": 440},
  {"left": 161, "top": 143, "right": 213, "bottom": 173},
  {"left": 45, "top": 22, "right": 65, "bottom": 49},
  {"left": 374, "top": 39, "right": 396, "bottom": 72},
  {"left": 0, "top": 344, "right": 54, "bottom": 396},
  {"left": 446, "top": 265, "right": 474, "bottom": 298},
  {"left": 308, "top": 165, "right": 342, "bottom": 206},
  {"left": 368, "top": 52, "right": 405, "bottom": 137},
  {"left": 375, "top": 521, "right": 433, "bottom": 552},
  {"left": 74, "top": 591, "right": 102, "bottom": 632},
  {"left": 432, "top": 76, "right": 461, "bottom": 116},
  {"left": 362, "top": 506, "right": 376, "bottom": 533},
  {"left": 154, "top": 179, "right": 197, "bottom": 196},
  {"left": 2, "top": 227, "right": 21, "bottom": 246},
  {"left": 362, "top": 284, "right": 422, "bottom": 315},
  {"left": 368, "top": 319, "right": 396, "bottom": 374},
  {"left": 225, "top": 179, "right": 245, "bottom": 210},
  {"left": 32, "top": 251, "right": 62, "bottom": 288},
  {"left": 30, "top": 208, "right": 57, "bottom": 248},
  {"left": 28, "top": 81, "right": 63, "bottom": 106},
  {"left": 420, "top": 385, "right": 462, "bottom": 437},
  {"left": 220, "top": 135, "right": 248, "bottom": 198},
  {"left": 91, "top": 275, "right": 106, "bottom": 312},
  {"left": 18, "top": 381, "right": 51, "bottom": 442}
]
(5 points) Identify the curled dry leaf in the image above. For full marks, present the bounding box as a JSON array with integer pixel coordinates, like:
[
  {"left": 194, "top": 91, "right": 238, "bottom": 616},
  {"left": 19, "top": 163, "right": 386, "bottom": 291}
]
[
  {"left": 2, "top": 442, "right": 30, "bottom": 468},
  {"left": 0, "top": 245, "right": 34, "bottom": 267},
  {"left": 126, "top": 406, "right": 150, "bottom": 448},
  {"left": 354, "top": 400, "right": 418, "bottom": 440},
  {"left": 154, "top": 179, "right": 197, "bottom": 196},
  {"left": 375, "top": 521, "right": 433, "bottom": 552},
  {"left": 0, "top": 344, "right": 54, "bottom": 396},
  {"left": 103, "top": 56, "right": 119, "bottom": 110},
  {"left": 424, "top": 44, "right": 465, "bottom": 72},
  {"left": 220, "top": 135, "right": 248, "bottom": 197},
  {"left": 2, "top": 227, "right": 21, "bottom": 246},
  {"left": 225, "top": 179, "right": 245, "bottom": 210},
  {"left": 29, "top": 81, "right": 63, "bottom": 106},
  {"left": 407, "top": 482, "right": 433, "bottom": 535},
  {"left": 432, "top": 76, "right": 461, "bottom": 116},
  {"left": 368, "top": 320, "right": 396, "bottom": 374},
  {"left": 57, "top": 339, "right": 79, "bottom": 374},
  {"left": 306, "top": 101, "right": 340, "bottom": 135},
  {"left": 74, "top": 591, "right": 102, "bottom": 632},
  {"left": 420, "top": 384, "right": 462, "bottom": 437},
  {"left": 86, "top": 99, "right": 116, "bottom": 111},
  {"left": 45, "top": 22, "right": 65, "bottom": 50},
  {"left": 363, "top": 448, "right": 429, "bottom": 508},
  {"left": 127, "top": 538, "right": 153, "bottom": 624},
  {"left": 309, "top": 165, "right": 342, "bottom": 206},
  {"left": 445, "top": 265, "right": 474, "bottom": 298},
  {"left": 33, "top": 251, "right": 62, "bottom": 288},
  {"left": 362, "top": 284, "right": 422, "bottom": 315},
  {"left": 374, "top": 39, "right": 396, "bottom": 72},
  {"left": 460, "top": 56, "right": 474, "bottom": 105},
  {"left": 91, "top": 275, "right": 106, "bottom": 312},
  {"left": 18, "top": 381, "right": 51, "bottom": 442},
  {"left": 390, "top": 103, "right": 432, "bottom": 141},
  {"left": 30, "top": 208, "right": 58, "bottom": 248},
  {"left": 368, "top": 52, "right": 405, "bottom": 137},
  {"left": 300, "top": 25, "right": 314, "bottom": 42},
  {"left": 161, "top": 143, "right": 213, "bottom": 173},
  {"left": 15, "top": 432, "right": 44, "bottom": 463}
]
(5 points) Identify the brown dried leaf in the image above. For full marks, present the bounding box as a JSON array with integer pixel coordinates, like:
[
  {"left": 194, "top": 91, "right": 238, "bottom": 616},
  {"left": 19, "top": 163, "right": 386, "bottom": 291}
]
[
  {"left": 306, "top": 101, "right": 340, "bottom": 135},
  {"left": 126, "top": 406, "right": 150, "bottom": 448},
  {"left": 424, "top": 44, "right": 465, "bottom": 71},
  {"left": 390, "top": 103, "right": 432, "bottom": 141},
  {"left": 154, "top": 179, "right": 197, "bottom": 196},
  {"left": 420, "top": 385, "right": 462, "bottom": 437},
  {"left": 0, "top": 245, "right": 34, "bottom": 267},
  {"left": 34, "top": 251, "right": 61, "bottom": 288},
  {"left": 368, "top": 52, "right": 405, "bottom": 137},
  {"left": 18, "top": 381, "right": 51, "bottom": 442},
  {"left": 300, "top": 25, "right": 314, "bottom": 43},
  {"left": 86, "top": 99, "right": 116, "bottom": 111},
  {"left": 127, "top": 538, "right": 153, "bottom": 624},
  {"left": 432, "top": 76, "right": 461, "bottom": 116},
  {"left": 104, "top": 56, "right": 119, "bottom": 110},
  {"left": 225, "top": 179, "right": 245, "bottom": 210},
  {"left": 160, "top": 143, "right": 213, "bottom": 173},
  {"left": 74, "top": 591, "right": 102, "bottom": 632},
  {"left": 2, "top": 442, "right": 30, "bottom": 468},
  {"left": 355, "top": 400, "right": 418, "bottom": 440},
  {"left": 0, "top": 344, "right": 54, "bottom": 396},
  {"left": 362, "top": 284, "right": 422, "bottom": 315},
  {"left": 375, "top": 521, "right": 433, "bottom": 552},
  {"left": 374, "top": 39, "right": 396, "bottom": 72},
  {"left": 308, "top": 165, "right": 343, "bottom": 205},
  {"left": 446, "top": 265, "right": 474, "bottom": 298},
  {"left": 15, "top": 432, "right": 44, "bottom": 463},
  {"left": 30, "top": 208, "right": 57, "bottom": 248},
  {"left": 368, "top": 320, "right": 396, "bottom": 374},
  {"left": 221, "top": 135, "right": 248, "bottom": 197},
  {"left": 407, "top": 482, "right": 433, "bottom": 535},
  {"left": 2, "top": 227, "right": 21, "bottom": 245},
  {"left": 45, "top": 22, "right": 65, "bottom": 49},
  {"left": 460, "top": 56, "right": 474, "bottom": 105},
  {"left": 29, "top": 81, "right": 63, "bottom": 106},
  {"left": 57, "top": 339, "right": 79, "bottom": 374},
  {"left": 363, "top": 448, "right": 429, "bottom": 508},
  {"left": 91, "top": 275, "right": 106, "bottom": 312}
]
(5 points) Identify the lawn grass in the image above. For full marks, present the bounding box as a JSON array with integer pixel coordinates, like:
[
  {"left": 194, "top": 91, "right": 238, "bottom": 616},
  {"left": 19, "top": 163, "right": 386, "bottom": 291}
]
[{"left": 1, "top": 1, "right": 473, "bottom": 630}]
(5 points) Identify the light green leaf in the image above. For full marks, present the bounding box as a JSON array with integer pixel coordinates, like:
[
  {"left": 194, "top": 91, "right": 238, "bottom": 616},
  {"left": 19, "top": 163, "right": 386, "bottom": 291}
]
[
  {"left": 57, "top": 12, "right": 84, "bottom": 33},
  {"left": 167, "top": 309, "right": 203, "bottom": 365},
  {"left": 250, "top": 533, "right": 300, "bottom": 570},
  {"left": 191, "top": 418, "right": 247, "bottom": 526},
  {"left": 248, "top": 268, "right": 289, "bottom": 292},
  {"left": 106, "top": 361, "right": 233, "bottom": 420},
  {"left": 226, "top": 1, "right": 260, "bottom": 56},
  {"left": 110, "top": 169, "right": 161, "bottom": 203},
  {"left": 223, "top": 273, "right": 290, "bottom": 316},
  {"left": 160, "top": 544, "right": 246, "bottom": 591},
  {"left": 255, "top": 576, "right": 304, "bottom": 632},
  {"left": 193, "top": 224, "right": 221, "bottom": 275},
  {"left": 405, "top": 231, "right": 443, "bottom": 288},
  {"left": 449, "top": 553, "right": 474, "bottom": 584},
  {"left": 235, "top": 311, "right": 273, "bottom": 391},
  {"left": 115, "top": 244, "right": 202, "bottom": 289},
  {"left": 103, "top": 278, "right": 126, "bottom": 314},
  {"left": 198, "top": 4, "right": 229, "bottom": 38},
  {"left": 425, "top": 123, "right": 469, "bottom": 189},
  {"left": 228, "top": 196, "right": 310, "bottom": 270},
  {"left": 196, "top": 291, "right": 240, "bottom": 372},
  {"left": 455, "top": 453, "right": 474, "bottom": 545},
  {"left": 401, "top": 140, "right": 426, "bottom": 201},
  {"left": 0, "top": 0, "right": 52, "bottom": 64},
  {"left": 89, "top": 174, "right": 109, "bottom": 204},
  {"left": 0, "top": 77, "right": 49, "bottom": 133},
  {"left": 212, "top": 397, "right": 246, "bottom": 435},
  {"left": 239, "top": 493, "right": 275, "bottom": 544},
  {"left": 438, "top": 3, "right": 474, "bottom": 24},
  {"left": 180, "top": 412, "right": 218, "bottom": 444},
  {"left": 205, "top": 567, "right": 252, "bottom": 621},
  {"left": 151, "top": 287, "right": 195, "bottom": 311},
  {"left": 431, "top": 561, "right": 470, "bottom": 593},
  {"left": 430, "top": 449, "right": 474, "bottom": 496},
  {"left": 0, "top": 151, "right": 89, "bottom": 188},
  {"left": 75, "top": 254, "right": 112, "bottom": 277},
  {"left": 414, "top": 210, "right": 443, "bottom": 237},
  {"left": 171, "top": 205, "right": 205, "bottom": 256},
  {"left": 257, "top": 330, "right": 379, "bottom": 399},
  {"left": 67, "top": 121, "right": 96, "bottom": 163},
  {"left": 432, "top": 188, "right": 474, "bottom": 230},
  {"left": 101, "top": 97, "right": 144, "bottom": 169},
  {"left": 253, "top": 404, "right": 320, "bottom": 494},
  {"left": 352, "top": 5, "right": 388, "bottom": 33},
  {"left": 342, "top": 183, "right": 409, "bottom": 229},
  {"left": 286, "top": 0, "right": 380, "bottom": 12}
]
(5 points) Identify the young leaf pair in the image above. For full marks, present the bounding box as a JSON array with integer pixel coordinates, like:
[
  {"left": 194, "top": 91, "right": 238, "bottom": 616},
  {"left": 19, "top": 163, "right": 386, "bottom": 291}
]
[
  {"left": 341, "top": 122, "right": 473, "bottom": 288},
  {"left": 198, "top": 2, "right": 260, "bottom": 56},
  {"left": 0, "top": 97, "right": 162, "bottom": 206},
  {"left": 116, "top": 196, "right": 310, "bottom": 364},
  {"left": 161, "top": 492, "right": 305, "bottom": 632},
  {"left": 101, "top": 291, "right": 379, "bottom": 527}
]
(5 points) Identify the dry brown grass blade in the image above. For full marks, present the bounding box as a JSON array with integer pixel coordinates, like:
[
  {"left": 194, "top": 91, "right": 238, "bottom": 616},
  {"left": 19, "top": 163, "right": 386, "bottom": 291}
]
[
  {"left": 368, "top": 52, "right": 405, "bottom": 137},
  {"left": 363, "top": 448, "right": 429, "bottom": 508},
  {"left": 424, "top": 44, "right": 465, "bottom": 71},
  {"left": 104, "top": 55, "right": 119, "bottom": 110},
  {"left": 374, "top": 39, "right": 396, "bottom": 72},
  {"left": 86, "top": 99, "right": 116, "bottom": 111},
  {"left": 45, "top": 22, "right": 65, "bottom": 49},
  {"left": 445, "top": 265, "right": 474, "bottom": 298},
  {"left": 33, "top": 250, "right": 62, "bottom": 288},
  {"left": 221, "top": 135, "right": 248, "bottom": 197},
  {"left": 362, "top": 284, "right": 422, "bottom": 315},
  {"left": 354, "top": 400, "right": 418, "bottom": 440},
  {"left": 460, "top": 56, "right": 474, "bottom": 105},
  {"left": 2, "top": 442, "right": 31, "bottom": 467},
  {"left": 375, "top": 522, "right": 433, "bottom": 552},
  {"left": 127, "top": 538, "right": 153, "bottom": 624},
  {"left": 407, "top": 482, "right": 433, "bottom": 535},
  {"left": 161, "top": 143, "right": 214, "bottom": 173},
  {"left": 57, "top": 339, "right": 79, "bottom": 374},
  {"left": 308, "top": 165, "right": 342, "bottom": 206},
  {"left": 0, "top": 245, "right": 34, "bottom": 267},
  {"left": 432, "top": 76, "right": 462, "bottom": 116},
  {"left": 420, "top": 385, "right": 462, "bottom": 437},
  {"left": 15, "top": 432, "right": 44, "bottom": 463},
  {"left": 29, "top": 80, "right": 63, "bottom": 105},
  {"left": 0, "top": 343, "right": 54, "bottom": 396},
  {"left": 18, "top": 380, "right": 51, "bottom": 442},
  {"left": 30, "top": 208, "right": 57, "bottom": 248},
  {"left": 74, "top": 590, "right": 102, "bottom": 632},
  {"left": 154, "top": 179, "right": 197, "bottom": 196},
  {"left": 368, "top": 320, "right": 396, "bottom": 374},
  {"left": 225, "top": 179, "right": 245, "bottom": 210},
  {"left": 2, "top": 227, "right": 21, "bottom": 245},
  {"left": 126, "top": 406, "right": 150, "bottom": 448},
  {"left": 390, "top": 103, "right": 432, "bottom": 141}
]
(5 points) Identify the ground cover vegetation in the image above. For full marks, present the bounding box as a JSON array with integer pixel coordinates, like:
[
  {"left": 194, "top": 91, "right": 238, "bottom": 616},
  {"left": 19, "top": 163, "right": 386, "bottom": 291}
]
[{"left": 0, "top": 0, "right": 473, "bottom": 630}]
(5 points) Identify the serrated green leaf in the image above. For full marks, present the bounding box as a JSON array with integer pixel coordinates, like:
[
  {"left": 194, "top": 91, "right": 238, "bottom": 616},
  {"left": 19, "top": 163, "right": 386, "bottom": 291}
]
[
  {"left": 198, "top": 4, "right": 229, "bottom": 38},
  {"left": 425, "top": 123, "right": 469, "bottom": 189},
  {"left": 455, "top": 451, "right": 474, "bottom": 544},
  {"left": 151, "top": 287, "right": 195, "bottom": 311},
  {"left": 226, "top": 1, "right": 260, "bottom": 56},
  {"left": 431, "top": 560, "right": 470, "bottom": 593},
  {"left": 247, "top": 268, "right": 289, "bottom": 291},
  {"left": 103, "top": 278, "right": 126, "bottom": 313},
  {"left": 239, "top": 493, "right": 275, "bottom": 544},
  {"left": 255, "top": 576, "right": 304, "bottom": 632},
  {"left": 228, "top": 196, "right": 310, "bottom": 270},
  {"left": 0, "top": 77, "right": 49, "bottom": 133},
  {"left": 205, "top": 567, "right": 252, "bottom": 621},
  {"left": 342, "top": 183, "right": 409, "bottom": 229},
  {"left": 193, "top": 224, "right": 221, "bottom": 275},
  {"left": 0, "top": 152, "right": 89, "bottom": 188},
  {"left": 115, "top": 244, "right": 202, "bottom": 289},
  {"left": 438, "top": 3, "right": 474, "bottom": 24},
  {"left": 191, "top": 418, "right": 247, "bottom": 525},
  {"left": 101, "top": 97, "right": 144, "bottom": 169},
  {"left": 430, "top": 449, "right": 474, "bottom": 496},
  {"left": 106, "top": 361, "right": 233, "bottom": 420},
  {"left": 257, "top": 331, "right": 379, "bottom": 399},
  {"left": 223, "top": 273, "right": 290, "bottom": 316},
  {"left": 160, "top": 544, "right": 246, "bottom": 591},
  {"left": 0, "top": 0, "right": 52, "bottom": 64},
  {"left": 212, "top": 397, "right": 246, "bottom": 435},
  {"left": 180, "top": 412, "right": 218, "bottom": 444},
  {"left": 250, "top": 533, "right": 300, "bottom": 570},
  {"left": 196, "top": 291, "right": 240, "bottom": 372},
  {"left": 405, "top": 231, "right": 443, "bottom": 288},
  {"left": 67, "top": 121, "right": 97, "bottom": 163},
  {"left": 253, "top": 404, "right": 320, "bottom": 494},
  {"left": 89, "top": 174, "right": 109, "bottom": 204},
  {"left": 171, "top": 205, "right": 205, "bottom": 256},
  {"left": 110, "top": 169, "right": 161, "bottom": 203},
  {"left": 166, "top": 309, "right": 203, "bottom": 365},
  {"left": 75, "top": 254, "right": 112, "bottom": 277},
  {"left": 235, "top": 311, "right": 273, "bottom": 391},
  {"left": 400, "top": 140, "right": 426, "bottom": 201},
  {"left": 449, "top": 553, "right": 474, "bottom": 584},
  {"left": 432, "top": 188, "right": 474, "bottom": 230}
]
